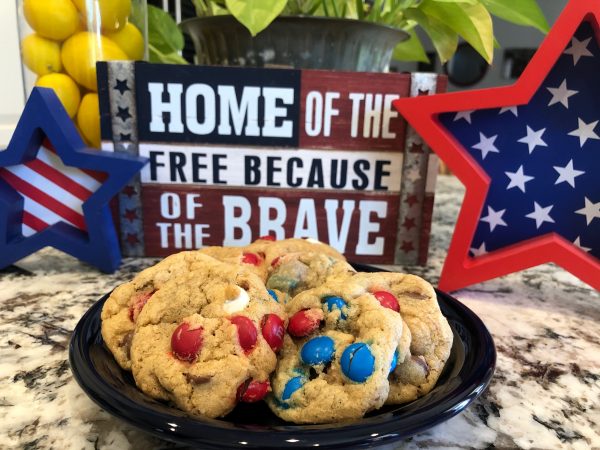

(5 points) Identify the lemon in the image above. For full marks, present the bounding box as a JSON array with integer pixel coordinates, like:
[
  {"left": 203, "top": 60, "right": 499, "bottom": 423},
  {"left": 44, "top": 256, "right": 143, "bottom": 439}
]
[
  {"left": 23, "top": 0, "right": 79, "bottom": 41},
  {"left": 105, "top": 23, "right": 144, "bottom": 60},
  {"left": 35, "top": 73, "right": 81, "bottom": 118},
  {"left": 72, "top": 0, "right": 132, "bottom": 32},
  {"left": 62, "top": 32, "right": 128, "bottom": 91},
  {"left": 77, "top": 93, "right": 101, "bottom": 148},
  {"left": 21, "top": 34, "right": 62, "bottom": 76}
]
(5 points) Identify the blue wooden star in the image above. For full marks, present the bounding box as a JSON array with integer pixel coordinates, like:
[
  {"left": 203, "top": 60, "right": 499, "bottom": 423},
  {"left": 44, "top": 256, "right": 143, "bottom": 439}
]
[{"left": 0, "top": 88, "right": 147, "bottom": 273}]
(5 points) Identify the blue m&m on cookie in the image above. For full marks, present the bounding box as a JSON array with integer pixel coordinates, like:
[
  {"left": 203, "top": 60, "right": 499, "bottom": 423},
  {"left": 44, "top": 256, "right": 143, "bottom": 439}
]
[
  {"left": 282, "top": 376, "right": 305, "bottom": 401},
  {"left": 340, "top": 343, "right": 375, "bottom": 382},
  {"left": 389, "top": 350, "right": 398, "bottom": 374},
  {"left": 322, "top": 296, "right": 348, "bottom": 319},
  {"left": 300, "top": 336, "right": 335, "bottom": 365},
  {"left": 267, "top": 289, "right": 278, "bottom": 302}
]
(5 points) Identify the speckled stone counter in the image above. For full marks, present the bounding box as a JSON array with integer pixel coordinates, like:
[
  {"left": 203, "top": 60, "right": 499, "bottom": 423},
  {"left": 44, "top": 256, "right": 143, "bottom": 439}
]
[{"left": 1, "top": 175, "right": 598, "bottom": 450}]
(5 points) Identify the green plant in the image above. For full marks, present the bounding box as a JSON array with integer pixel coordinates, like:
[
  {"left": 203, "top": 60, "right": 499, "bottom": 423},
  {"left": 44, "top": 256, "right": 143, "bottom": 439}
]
[
  {"left": 146, "top": 4, "right": 188, "bottom": 64},
  {"left": 190, "top": 0, "right": 549, "bottom": 64}
]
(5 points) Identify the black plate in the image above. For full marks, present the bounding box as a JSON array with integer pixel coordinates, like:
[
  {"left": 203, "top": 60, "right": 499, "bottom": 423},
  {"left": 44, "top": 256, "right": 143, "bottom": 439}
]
[{"left": 69, "top": 265, "right": 496, "bottom": 449}]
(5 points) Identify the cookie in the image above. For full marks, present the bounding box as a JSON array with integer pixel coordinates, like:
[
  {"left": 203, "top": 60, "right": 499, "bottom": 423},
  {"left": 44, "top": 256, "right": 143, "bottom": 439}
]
[
  {"left": 266, "top": 252, "right": 356, "bottom": 298},
  {"left": 351, "top": 273, "right": 453, "bottom": 404},
  {"left": 252, "top": 237, "right": 346, "bottom": 268},
  {"left": 101, "top": 251, "right": 224, "bottom": 370},
  {"left": 267, "top": 279, "right": 403, "bottom": 423},
  {"left": 130, "top": 261, "right": 286, "bottom": 418},
  {"left": 197, "top": 245, "right": 270, "bottom": 281}
]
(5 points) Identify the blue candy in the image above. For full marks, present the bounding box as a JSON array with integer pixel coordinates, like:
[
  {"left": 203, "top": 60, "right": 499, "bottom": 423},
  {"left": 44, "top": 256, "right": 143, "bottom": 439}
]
[
  {"left": 389, "top": 350, "right": 398, "bottom": 374},
  {"left": 323, "top": 296, "right": 348, "bottom": 319},
  {"left": 282, "top": 376, "right": 304, "bottom": 401},
  {"left": 267, "top": 289, "right": 278, "bottom": 302},
  {"left": 300, "top": 336, "right": 335, "bottom": 366},
  {"left": 340, "top": 343, "right": 375, "bottom": 382}
]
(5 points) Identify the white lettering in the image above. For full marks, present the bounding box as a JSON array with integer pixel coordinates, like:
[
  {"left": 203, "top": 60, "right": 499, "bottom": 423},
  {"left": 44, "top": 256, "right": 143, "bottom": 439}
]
[
  {"left": 323, "top": 92, "right": 340, "bottom": 137},
  {"left": 222, "top": 195, "right": 252, "bottom": 245},
  {"left": 349, "top": 93, "right": 364, "bottom": 138},
  {"left": 382, "top": 94, "right": 400, "bottom": 139},
  {"left": 148, "top": 83, "right": 184, "bottom": 133},
  {"left": 324, "top": 199, "right": 355, "bottom": 253},
  {"left": 305, "top": 91, "right": 322, "bottom": 137},
  {"left": 217, "top": 86, "right": 261, "bottom": 136},
  {"left": 160, "top": 193, "right": 180, "bottom": 219},
  {"left": 258, "top": 197, "right": 286, "bottom": 239},
  {"left": 186, "top": 194, "right": 203, "bottom": 220},
  {"left": 356, "top": 200, "right": 387, "bottom": 255},
  {"left": 294, "top": 198, "right": 318, "bottom": 239},
  {"left": 262, "top": 87, "right": 294, "bottom": 138},
  {"left": 185, "top": 84, "right": 216, "bottom": 135}
]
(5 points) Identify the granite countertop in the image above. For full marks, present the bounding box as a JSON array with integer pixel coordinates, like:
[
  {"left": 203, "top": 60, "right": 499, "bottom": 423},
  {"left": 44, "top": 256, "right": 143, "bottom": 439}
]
[{"left": 1, "top": 175, "right": 598, "bottom": 450}]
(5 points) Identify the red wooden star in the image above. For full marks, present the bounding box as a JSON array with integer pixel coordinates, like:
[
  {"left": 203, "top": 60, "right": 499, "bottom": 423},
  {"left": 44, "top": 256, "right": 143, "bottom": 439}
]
[
  {"left": 400, "top": 241, "right": 414, "bottom": 253},
  {"left": 394, "top": 0, "right": 600, "bottom": 292},
  {"left": 122, "top": 185, "right": 136, "bottom": 198},
  {"left": 124, "top": 208, "right": 138, "bottom": 222},
  {"left": 405, "top": 194, "right": 419, "bottom": 207},
  {"left": 126, "top": 233, "right": 140, "bottom": 245},
  {"left": 403, "top": 217, "right": 416, "bottom": 230}
]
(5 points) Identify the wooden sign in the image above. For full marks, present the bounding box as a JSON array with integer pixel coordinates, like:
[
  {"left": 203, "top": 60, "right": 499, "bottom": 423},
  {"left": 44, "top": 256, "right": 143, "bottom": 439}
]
[{"left": 97, "top": 62, "right": 446, "bottom": 264}]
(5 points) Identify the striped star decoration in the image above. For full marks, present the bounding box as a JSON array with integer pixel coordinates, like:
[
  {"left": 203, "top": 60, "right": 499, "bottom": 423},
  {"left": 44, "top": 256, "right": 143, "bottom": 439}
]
[
  {"left": 0, "top": 88, "right": 146, "bottom": 272},
  {"left": 394, "top": 0, "right": 600, "bottom": 291}
]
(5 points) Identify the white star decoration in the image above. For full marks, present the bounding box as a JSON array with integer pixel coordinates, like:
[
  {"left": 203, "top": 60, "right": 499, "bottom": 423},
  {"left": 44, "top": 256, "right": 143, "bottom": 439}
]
[
  {"left": 525, "top": 202, "right": 555, "bottom": 229},
  {"left": 472, "top": 133, "right": 500, "bottom": 159},
  {"left": 575, "top": 197, "right": 600, "bottom": 225},
  {"left": 564, "top": 36, "right": 593, "bottom": 65},
  {"left": 568, "top": 118, "right": 600, "bottom": 146},
  {"left": 547, "top": 79, "right": 578, "bottom": 108},
  {"left": 518, "top": 126, "right": 548, "bottom": 153},
  {"left": 505, "top": 165, "right": 535, "bottom": 193},
  {"left": 573, "top": 237, "right": 592, "bottom": 253},
  {"left": 406, "top": 167, "right": 421, "bottom": 183},
  {"left": 469, "top": 242, "right": 488, "bottom": 256},
  {"left": 480, "top": 206, "right": 507, "bottom": 232},
  {"left": 553, "top": 159, "right": 585, "bottom": 188},
  {"left": 454, "top": 110, "right": 474, "bottom": 124},
  {"left": 499, "top": 106, "right": 518, "bottom": 116}
]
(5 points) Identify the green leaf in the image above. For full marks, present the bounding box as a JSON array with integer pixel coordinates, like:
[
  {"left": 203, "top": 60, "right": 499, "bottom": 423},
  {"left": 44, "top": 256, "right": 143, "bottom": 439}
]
[
  {"left": 420, "top": 0, "right": 494, "bottom": 63},
  {"left": 393, "top": 27, "right": 430, "bottom": 63},
  {"left": 149, "top": 44, "right": 189, "bottom": 64},
  {"left": 406, "top": 8, "right": 458, "bottom": 63},
  {"left": 481, "top": 0, "right": 549, "bottom": 33},
  {"left": 431, "top": 0, "right": 478, "bottom": 4},
  {"left": 147, "top": 5, "right": 184, "bottom": 54},
  {"left": 225, "top": 0, "right": 288, "bottom": 36}
]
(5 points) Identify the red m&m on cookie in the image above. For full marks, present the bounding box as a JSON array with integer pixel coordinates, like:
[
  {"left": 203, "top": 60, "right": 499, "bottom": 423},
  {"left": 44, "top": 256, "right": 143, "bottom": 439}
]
[
  {"left": 258, "top": 235, "right": 276, "bottom": 241},
  {"left": 261, "top": 314, "right": 285, "bottom": 352},
  {"left": 237, "top": 379, "right": 270, "bottom": 402},
  {"left": 288, "top": 309, "right": 323, "bottom": 337},
  {"left": 171, "top": 322, "right": 203, "bottom": 362},
  {"left": 231, "top": 316, "right": 258, "bottom": 353},
  {"left": 241, "top": 252, "right": 262, "bottom": 266},
  {"left": 373, "top": 291, "right": 400, "bottom": 312},
  {"left": 128, "top": 290, "right": 155, "bottom": 322}
]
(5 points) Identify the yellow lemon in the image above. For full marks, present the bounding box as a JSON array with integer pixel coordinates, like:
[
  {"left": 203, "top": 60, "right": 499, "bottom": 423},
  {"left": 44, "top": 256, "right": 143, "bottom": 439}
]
[
  {"left": 105, "top": 23, "right": 144, "bottom": 60},
  {"left": 35, "top": 73, "right": 81, "bottom": 118},
  {"left": 23, "top": 0, "right": 79, "bottom": 41},
  {"left": 61, "top": 32, "right": 128, "bottom": 91},
  {"left": 77, "top": 93, "right": 101, "bottom": 148},
  {"left": 21, "top": 33, "right": 62, "bottom": 76},
  {"left": 72, "top": 0, "right": 132, "bottom": 32}
]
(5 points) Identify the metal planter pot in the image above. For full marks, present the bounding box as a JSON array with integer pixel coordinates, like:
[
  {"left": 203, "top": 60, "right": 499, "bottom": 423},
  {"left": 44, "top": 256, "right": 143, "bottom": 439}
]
[{"left": 181, "top": 16, "right": 408, "bottom": 72}]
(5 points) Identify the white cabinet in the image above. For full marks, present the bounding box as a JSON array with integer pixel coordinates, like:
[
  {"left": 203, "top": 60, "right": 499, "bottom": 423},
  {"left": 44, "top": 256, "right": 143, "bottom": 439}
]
[{"left": 0, "top": 1, "right": 25, "bottom": 146}]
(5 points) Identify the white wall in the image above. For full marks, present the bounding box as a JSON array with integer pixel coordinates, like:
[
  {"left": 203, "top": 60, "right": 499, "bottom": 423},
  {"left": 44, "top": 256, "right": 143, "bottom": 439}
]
[{"left": 0, "top": 1, "right": 25, "bottom": 146}]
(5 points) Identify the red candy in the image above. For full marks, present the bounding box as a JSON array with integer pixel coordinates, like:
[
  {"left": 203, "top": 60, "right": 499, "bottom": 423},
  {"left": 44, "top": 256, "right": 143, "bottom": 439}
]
[
  {"left": 261, "top": 314, "right": 285, "bottom": 352},
  {"left": 288, "top": 309, "right": 323, "bottom": 337},
  {"left": 373, "top": 291, "right": 400, "bottom": 312},
  {"left": 241, "top": 252, "right": 262, "bottom": 266},
  {"left": 128, "top": 290, "right": 155, "bottom": 322},
  {"left": 258, "top": 235, "right": 276, "bottom": 241},
  {"left": 271, "top": 256, "right": 282, "bottom": 267},
  {"left": 231, "top": 316, "right": 257, "bottom": 353},
  {"left": 237, "top": 379, "right": 270, "bottom": 402},
  {"left": 171, "top": 322, "right": 203, "bottom": 362}
]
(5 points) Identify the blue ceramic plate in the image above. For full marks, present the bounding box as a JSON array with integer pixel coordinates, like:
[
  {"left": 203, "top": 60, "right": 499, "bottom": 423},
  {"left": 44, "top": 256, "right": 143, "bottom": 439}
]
[{"left": 69, "top": 264, "right": 496, "bottom": 449}]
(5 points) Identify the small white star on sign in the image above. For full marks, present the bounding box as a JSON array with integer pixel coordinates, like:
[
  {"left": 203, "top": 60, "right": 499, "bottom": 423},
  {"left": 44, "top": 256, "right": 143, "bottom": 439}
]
[
  {"left": 573, "top": 236, "right": 592, "bottom": 253},
  {"left": 480, "top": 206, "right": 507, "bottom": 232},
  {"left": 505, "top": 165, "right": 535, "bottom": 193},
  {"left": 564, "top": 36, "right": 593, "bottom": 65},
  {"left": 525, "top": 202, "right": 555, "bottom": 229},
  {"left": 518, "top": 126, "right": 548, "bottom": 154},
  {"left": 454, "top": 110, "right": 474, "bottom": 124},
  {"left": 553, "top": 159, "right": 585, "bottom": 188},
  {"left": 469, "top": 242, "right": 488, "bottom": 256},
  {"left": 547, "top": 79, "right": 578, "bottom": 108},
  {"left": 568, "top": 118, "right": 600, "bottom": 147},
  {"left": 499, "top": 106, "right": 518, "bottom": 116},
  {"left": 472, "top": 133, "right": 500, "bottom": 159},
  {"left": 575, "top": 197, "right": 600, "bottom": 225}
]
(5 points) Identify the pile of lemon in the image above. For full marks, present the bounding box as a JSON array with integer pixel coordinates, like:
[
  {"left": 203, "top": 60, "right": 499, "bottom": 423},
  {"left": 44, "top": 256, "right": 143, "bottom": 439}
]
[{"left": 21, "top": 0, "right": 144, "bottom": 147}]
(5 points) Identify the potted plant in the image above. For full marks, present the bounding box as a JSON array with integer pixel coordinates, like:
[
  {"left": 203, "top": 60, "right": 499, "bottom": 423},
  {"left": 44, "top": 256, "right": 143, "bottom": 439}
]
[{"left": 153, "top": 0, "right": 550, "bottom": 71}]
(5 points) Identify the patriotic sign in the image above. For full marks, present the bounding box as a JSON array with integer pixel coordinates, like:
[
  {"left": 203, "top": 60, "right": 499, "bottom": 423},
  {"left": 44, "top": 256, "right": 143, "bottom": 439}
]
[
  {"left": 98, "top": 62, "right": 445, "bottom": 264},
  {"left": 394, "top": 0, "right": 600, "bottom": 292},
  {"left": 0, "top": 88, "right": 147, "bottom": 273}
]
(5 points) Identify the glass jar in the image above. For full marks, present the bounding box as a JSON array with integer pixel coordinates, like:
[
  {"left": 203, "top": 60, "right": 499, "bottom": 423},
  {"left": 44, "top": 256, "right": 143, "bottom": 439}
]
[{"left": 16, "top": 0, "right": 147, "bottom": 147}]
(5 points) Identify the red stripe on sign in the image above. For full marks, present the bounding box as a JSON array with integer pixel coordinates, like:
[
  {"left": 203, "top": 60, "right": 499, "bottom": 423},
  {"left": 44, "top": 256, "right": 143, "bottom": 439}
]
[
  {"left": 25, "top": 158, "right": 93, "bottom": 201},
  {"left": 42, "top": 141, "right": 107, "bottom": 183},
  {"left": 22, "top": 211, "right": 49, "bottom": 232},
  {"left": 0, "top": 168, "right": 86, "bottom": 230}
]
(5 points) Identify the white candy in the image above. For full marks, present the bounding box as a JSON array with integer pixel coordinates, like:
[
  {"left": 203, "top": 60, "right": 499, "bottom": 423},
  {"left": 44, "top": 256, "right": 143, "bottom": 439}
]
[
  {"left": 304, "top": 238, "right": 324, "bottom": 245},
  {"left": 223, "top": 287, "right": 250, "bottom": 314}
]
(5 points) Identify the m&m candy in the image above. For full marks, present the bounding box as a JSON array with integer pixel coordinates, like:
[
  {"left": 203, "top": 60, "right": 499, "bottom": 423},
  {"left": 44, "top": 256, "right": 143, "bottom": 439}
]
[
  {"left": 300, "top": 336, "right": 335, "bottom": 365},
  {"left": 230, "top": 316, "right": 257, "bottom": 353},
  {"left": 261, "top": 314, "right": 285, "bottom": 352},
  {"left": 288, "top": 309, "right": 323, "bottom": 337},
  {"left": 340, "top": 343, "right": 375, "bottom": 382},
  {"left": 237, "top": 379, "right": 270, "bottom": 402},
  {"left": 267, "top": 289, "right": 278, "bottom": 302},
  {"left": 373, "top": 291, "right": 400, "bottom": 312},
  {"left": 282, "top": 376, "right": 305, "bottom": 401},
  {"left": 322, "top": 296, "right": 348, "bottom": 319},
  {"left": 171, "top": 322, "right": 203, "bottom": 362}
]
